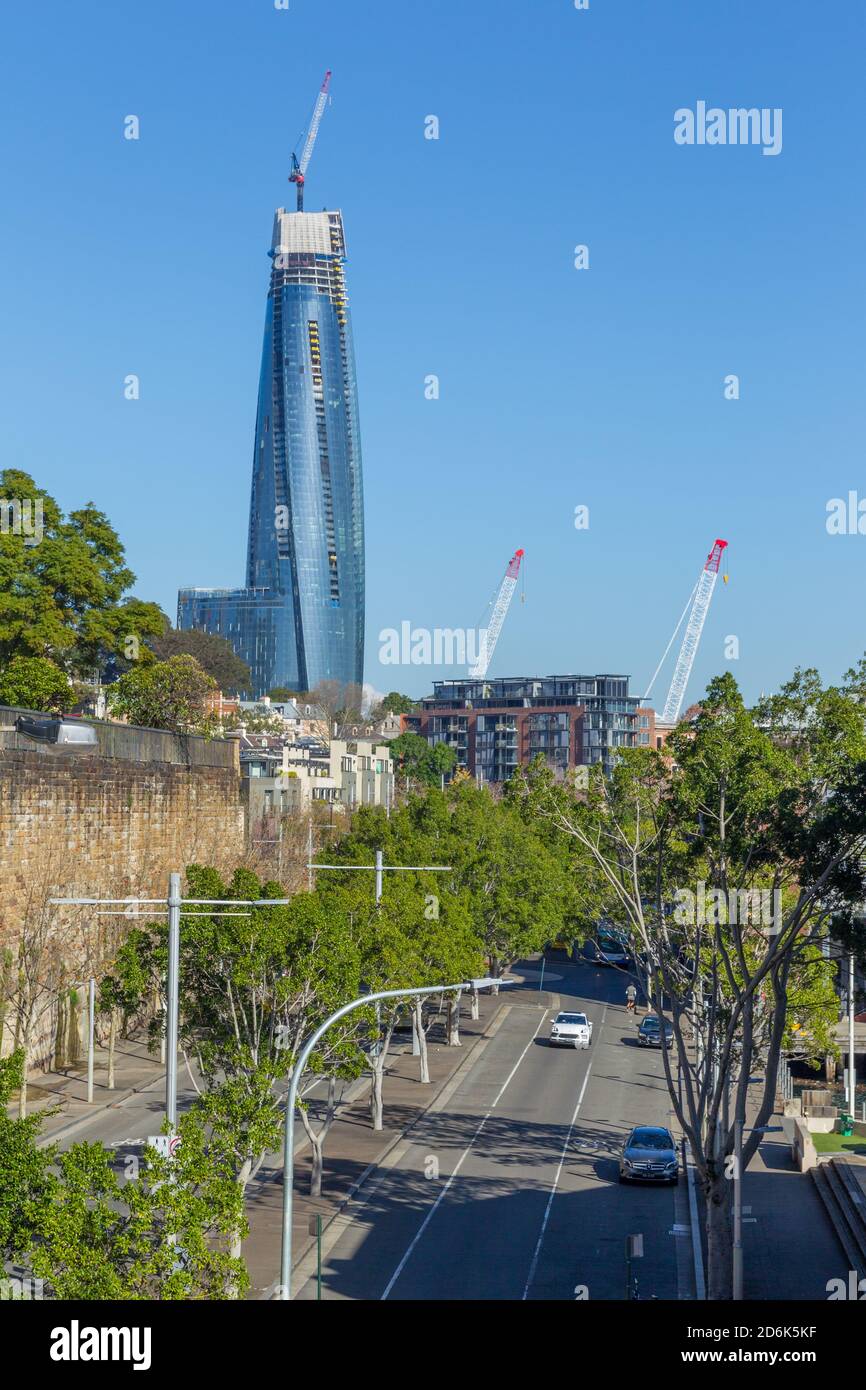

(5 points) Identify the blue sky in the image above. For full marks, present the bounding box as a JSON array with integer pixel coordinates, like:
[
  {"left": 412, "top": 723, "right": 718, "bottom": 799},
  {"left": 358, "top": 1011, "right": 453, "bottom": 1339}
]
[{"left": 1, "top": 0, "right": 863, "bottom": 703}]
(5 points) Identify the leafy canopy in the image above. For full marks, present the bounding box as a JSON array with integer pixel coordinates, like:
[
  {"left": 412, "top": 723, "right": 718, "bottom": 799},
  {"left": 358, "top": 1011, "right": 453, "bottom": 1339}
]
[{"left": 0, "top": 469, "right": 165, "bottom": 676}]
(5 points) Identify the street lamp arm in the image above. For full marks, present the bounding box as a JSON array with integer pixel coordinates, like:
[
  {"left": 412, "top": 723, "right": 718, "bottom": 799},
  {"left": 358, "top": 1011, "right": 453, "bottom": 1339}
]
[{"left": 279, "top": 981, "right": 467, "bottom": 1299}]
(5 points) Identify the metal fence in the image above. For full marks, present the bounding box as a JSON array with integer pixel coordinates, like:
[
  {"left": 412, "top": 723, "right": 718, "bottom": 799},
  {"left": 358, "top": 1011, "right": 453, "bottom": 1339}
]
[
  {"left": 0, "top": 705, "right": 238, "bottom": 770},
  {"left": 779, "top": 1056, "right": 794, "bottom": 1103}
]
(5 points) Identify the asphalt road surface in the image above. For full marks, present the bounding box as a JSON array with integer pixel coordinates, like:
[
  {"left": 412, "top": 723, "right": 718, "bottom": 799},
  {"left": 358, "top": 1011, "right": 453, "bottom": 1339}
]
[{"left": 295, "top": 956, "right": 692, "bottom": 1300}]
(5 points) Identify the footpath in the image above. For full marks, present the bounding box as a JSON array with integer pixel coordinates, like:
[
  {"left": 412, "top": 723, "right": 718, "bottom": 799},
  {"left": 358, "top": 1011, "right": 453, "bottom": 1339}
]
[
  {"left": 16, "top": 1036, "right": 173, "bottom": 1147},
  {"left": 684, "top": 1073, "right": 847, "bottom": 1302}
]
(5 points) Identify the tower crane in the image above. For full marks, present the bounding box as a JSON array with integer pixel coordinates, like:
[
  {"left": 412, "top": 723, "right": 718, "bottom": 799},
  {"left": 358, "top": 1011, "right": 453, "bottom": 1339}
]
[
  {"left": 469, "top": 549, "right": 524, "bottom": 679},
  {"left": 289, "top": 70, "right": 332, "bottom": 212},
  {"left": 643, "top": 538, "right": 728, "bottom": 725}
]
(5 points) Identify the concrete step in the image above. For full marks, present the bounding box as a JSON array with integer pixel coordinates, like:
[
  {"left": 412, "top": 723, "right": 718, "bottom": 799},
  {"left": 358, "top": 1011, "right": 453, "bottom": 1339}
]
[
  {"left": 811, "top": 1163, "right": 866, "bottom": 1281},
  {"left": 831, "top": 1159, "right": 866, "bottom": 1247}
]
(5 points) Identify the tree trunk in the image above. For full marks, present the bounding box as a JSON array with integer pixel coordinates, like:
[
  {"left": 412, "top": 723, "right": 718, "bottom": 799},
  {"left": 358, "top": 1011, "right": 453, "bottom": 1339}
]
[
  {"left": 309, "top": 1131, "right": 325, "bottom": 1197},
  {"left": 298, "top": 1077, "right": 337, "bottom": 1197},
  {"left": 470, "top": 985, "right": 479, "bottom": 1021},
  {"left": 67, "top": 991, "right": 81, "bottom": 1066},
  {"left": 705, "top": 1170, "right": 733, "bottom": 1300},
  {"left": 108, "top": 1008, "right": 118, "bottom": 1090},
  {"left": 54, "top": 990, "right": 67, "bottom": 1070},
  {"left": 17, "top": 1033, "right": 30, "bottom": 1119},
  {"left": 447, "top": 994, "right": 461, "bottom": 1047},
  {"left": 370, "top": 1057, "right": 385, "bottom": 1130},
  {"left": 489, "top": 956, "right": 501, "bottom": 994},
  {"left": 229, "top": 1159, "right": 253, "bottom": 1282},
  {"left": 413, "top": 999, "right": 430, "bottom": 1083}
]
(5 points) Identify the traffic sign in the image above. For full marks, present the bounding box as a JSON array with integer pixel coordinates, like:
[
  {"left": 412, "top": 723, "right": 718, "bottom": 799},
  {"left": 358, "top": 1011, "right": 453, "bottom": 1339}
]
[{"left": 147, "top": 1133, "right": 182, "bottom": 1158}]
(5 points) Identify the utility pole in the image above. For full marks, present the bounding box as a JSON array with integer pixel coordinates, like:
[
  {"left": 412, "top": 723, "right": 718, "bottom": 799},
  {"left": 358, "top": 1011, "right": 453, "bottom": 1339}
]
[
  {"left": 306, "top": 852, "right": 452, "bottom": 1064},
  {"left": 166, "top": 872, "right": 182, "bottom": 1128},
  {"left": 86, "top": 977, "right": 95, "bottom": 1103},
  {"left": 848, "top": 951, "right": 856, "bottom": 1113},
  {"left": 309, "top": 856, "right": 452, "bottom": 904}
]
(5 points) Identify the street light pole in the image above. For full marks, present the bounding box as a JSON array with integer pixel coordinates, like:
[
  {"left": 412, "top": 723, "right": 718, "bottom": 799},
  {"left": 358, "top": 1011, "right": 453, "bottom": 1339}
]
[
  {"left": 848, "top": 951, "right": 856, "bottom": 1114},
  {"left": 165, "top": 872, "right": 182, "bottom": 1128},
  {"left": 87, "top": 977, "right": 95, "bottom": 1104},
  {"left": 278, "top": 981, "right": 466, "bottom": 1300}
]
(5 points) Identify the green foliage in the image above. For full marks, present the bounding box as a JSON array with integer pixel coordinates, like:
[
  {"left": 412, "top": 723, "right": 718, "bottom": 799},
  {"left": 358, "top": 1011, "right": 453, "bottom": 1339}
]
[
  {"left": 371, "top": 691, "right": 417, "bottom": 717},
  {"left": 0, "top": 656, "right": 72, "bottom": 711},
  {"left": 28, "top": 1118, "right": 247, "bottom": 1300},
  {"left": 320, "top": 781, "right": 566, "bottom": 974},
  {"left": 390, "top": 731, "right": 457, "bottom": 786},
  {"left": 0, "top": 1051, "right": 246, "bottom": 1299},
  {"left": 784, "top": 944, "right": 839, "bottom": 1060},
  {"left": 107, "top": 655, "right": 217, "bottom": 734},
  {"left": 149, "top": 627, "right": 251, "bottom": 695},
  {"left": 0, "top": 470, "right": 166, "bottom": 675},
  {"left": 221, "top": 708, "right": 286, "bottom": 734},
  {"left": 0, "top": 1051, "right": 54, "bottom": 1263}
]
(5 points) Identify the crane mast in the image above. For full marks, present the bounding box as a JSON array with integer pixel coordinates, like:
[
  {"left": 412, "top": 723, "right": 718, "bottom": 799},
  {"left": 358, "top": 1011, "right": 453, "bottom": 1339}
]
[
  {"left": 660, "top": 538, "right": 728, "bottom": 724},
  {"left": 289, "top": 70, "right": 332, "bottom": 211},
  {"left": 469, "top": 549, "right": 524, "bottom": 679}
]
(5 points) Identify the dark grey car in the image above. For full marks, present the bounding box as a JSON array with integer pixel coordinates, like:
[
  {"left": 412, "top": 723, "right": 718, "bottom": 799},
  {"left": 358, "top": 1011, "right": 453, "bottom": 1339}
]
[
  {"left": 619, "top": 1125, "right": 679, "bottom": 1184},
  {"left": 638, "top": 1014, "right": 673, "bottom": 1049}
]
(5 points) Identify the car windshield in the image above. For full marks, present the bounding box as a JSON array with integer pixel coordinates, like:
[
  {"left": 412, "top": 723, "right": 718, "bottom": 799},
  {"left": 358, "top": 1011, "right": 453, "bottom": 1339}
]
[
  {"left": 556, "top": 1013, "right": 587, "bottom": 1025},
  {"left": 630, "top": 1129, "right": 672, "bottom": 1150},
  {"left": 642, "top": 1017, "right": 660, "bottom": 1029}
]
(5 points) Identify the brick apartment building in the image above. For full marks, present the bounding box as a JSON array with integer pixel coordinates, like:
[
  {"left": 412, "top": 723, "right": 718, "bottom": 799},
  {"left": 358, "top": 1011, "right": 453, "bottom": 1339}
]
[{"left": 405, "top": 674, "right": 659, "bottom": 782}]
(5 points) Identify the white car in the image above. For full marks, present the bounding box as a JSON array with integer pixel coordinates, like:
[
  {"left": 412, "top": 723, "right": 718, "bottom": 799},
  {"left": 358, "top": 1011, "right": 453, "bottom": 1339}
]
[{"left": 549, "top": 1011, "right": 593, "bottom": 1048}]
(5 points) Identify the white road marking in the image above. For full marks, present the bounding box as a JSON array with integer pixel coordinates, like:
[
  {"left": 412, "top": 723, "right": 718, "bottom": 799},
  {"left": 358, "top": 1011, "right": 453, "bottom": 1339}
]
[
  {"left": 492, "top": 1011, "right": 548, "bottom": 1108},
  {"left": 521, "top": 1008, "right": 602, "bottom": 1302},
  {"left": 380, "top": 1009, "right": 549, "bottom": 1300}
]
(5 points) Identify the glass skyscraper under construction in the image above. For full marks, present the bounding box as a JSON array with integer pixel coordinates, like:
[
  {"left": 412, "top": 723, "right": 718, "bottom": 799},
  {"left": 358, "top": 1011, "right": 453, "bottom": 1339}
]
[{"left": 178, "top": 207, "right": 365, "bottom": 696}]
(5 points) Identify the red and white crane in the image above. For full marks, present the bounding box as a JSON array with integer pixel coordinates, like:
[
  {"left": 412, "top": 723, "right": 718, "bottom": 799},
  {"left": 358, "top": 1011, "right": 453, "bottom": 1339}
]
[
  {"left": 469, "top": 549, "right": 524, "bottom": 679},
  {"left": 289, "top": 70, "right": 332, "bottom": 211},
  {"left": 644, "top": 538, "right": 728, "bottom": 725}
]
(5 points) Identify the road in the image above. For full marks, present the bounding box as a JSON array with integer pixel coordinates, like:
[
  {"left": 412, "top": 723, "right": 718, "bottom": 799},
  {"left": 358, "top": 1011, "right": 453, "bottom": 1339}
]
[{"left": 294, "top": 956, "right": 693, "bottom": 1300}]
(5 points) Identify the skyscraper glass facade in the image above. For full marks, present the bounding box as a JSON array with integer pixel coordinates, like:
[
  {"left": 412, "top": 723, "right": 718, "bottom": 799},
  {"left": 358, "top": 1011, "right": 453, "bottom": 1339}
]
[{"left": 179, "top": 208, "right": 365, "bottom": 696}]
